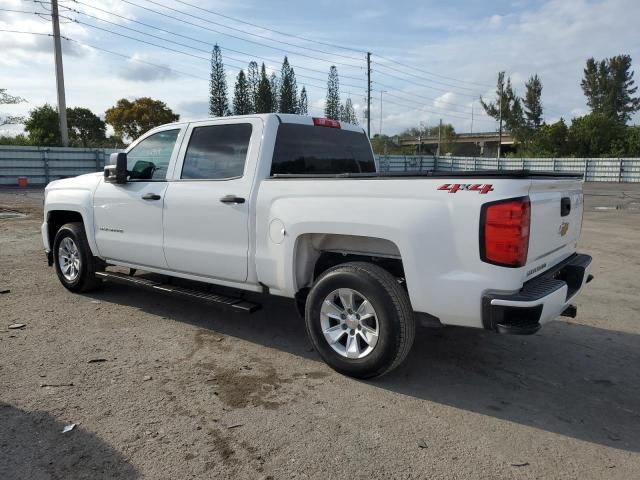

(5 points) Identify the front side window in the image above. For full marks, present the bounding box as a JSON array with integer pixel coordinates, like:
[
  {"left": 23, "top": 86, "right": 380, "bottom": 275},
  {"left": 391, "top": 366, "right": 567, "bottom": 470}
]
[
  {"left": 127, "top": 129, "right": 180, "bottom": 181},
  {"left": 181, "top": 124, "right": 253, "bottom": 179}
]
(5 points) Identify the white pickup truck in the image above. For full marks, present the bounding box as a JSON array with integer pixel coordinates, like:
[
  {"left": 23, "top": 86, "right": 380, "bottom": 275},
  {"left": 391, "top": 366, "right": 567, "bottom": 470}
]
[{"left": 42, "top": 114, "right": 593, "bottom": 378}]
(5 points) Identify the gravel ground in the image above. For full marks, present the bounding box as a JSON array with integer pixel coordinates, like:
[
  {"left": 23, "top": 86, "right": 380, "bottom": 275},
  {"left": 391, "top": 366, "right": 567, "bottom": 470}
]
[{"left": 1, "top": 183, "right": 639, "bottom": 479}]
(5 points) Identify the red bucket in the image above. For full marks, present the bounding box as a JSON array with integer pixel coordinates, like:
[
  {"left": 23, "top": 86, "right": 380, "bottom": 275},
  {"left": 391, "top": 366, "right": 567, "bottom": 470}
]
[{"left": 18, "top": 176, "right": 28, "bottom": 188}]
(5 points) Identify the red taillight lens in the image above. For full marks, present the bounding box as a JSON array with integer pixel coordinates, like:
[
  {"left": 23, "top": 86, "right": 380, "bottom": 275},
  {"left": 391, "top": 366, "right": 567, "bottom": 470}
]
[
  {"left": 481, "top": 197, "right": 530, "bottom": 267},
  {"left": 313, "top": 117, "right": 341, "bottom": 128}
]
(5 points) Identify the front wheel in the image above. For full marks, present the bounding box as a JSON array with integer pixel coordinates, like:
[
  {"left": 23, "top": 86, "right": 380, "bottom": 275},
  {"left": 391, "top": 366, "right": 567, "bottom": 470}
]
[
  {"left": 305, "top": 262, "right": 415, "bottom": 378},
  {"left": 53, "top": 222, "right": 101, "bottom": 293}
]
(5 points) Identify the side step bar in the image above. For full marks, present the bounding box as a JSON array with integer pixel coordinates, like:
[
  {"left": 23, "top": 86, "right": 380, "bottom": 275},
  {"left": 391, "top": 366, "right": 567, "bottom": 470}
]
[{"left": 95, "top": 271, "right": 261, "bottom": 313}]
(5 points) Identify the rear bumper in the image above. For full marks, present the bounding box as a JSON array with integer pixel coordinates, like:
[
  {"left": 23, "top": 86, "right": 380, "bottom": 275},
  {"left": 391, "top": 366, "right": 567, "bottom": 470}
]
[{"left": 482, "top": 253, "right": 593, "bottom": 335}]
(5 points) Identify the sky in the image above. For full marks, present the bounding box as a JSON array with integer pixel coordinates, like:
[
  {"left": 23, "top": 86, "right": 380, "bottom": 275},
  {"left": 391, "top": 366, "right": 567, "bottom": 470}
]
[{"left": 1, "top": 0, "right": 639, "bottom": 137}]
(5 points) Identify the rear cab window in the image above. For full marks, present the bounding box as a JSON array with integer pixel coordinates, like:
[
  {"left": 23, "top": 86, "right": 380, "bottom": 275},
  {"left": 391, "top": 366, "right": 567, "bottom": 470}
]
[{"left": 271, "top": 123, "right": 376, "bottom": 175}]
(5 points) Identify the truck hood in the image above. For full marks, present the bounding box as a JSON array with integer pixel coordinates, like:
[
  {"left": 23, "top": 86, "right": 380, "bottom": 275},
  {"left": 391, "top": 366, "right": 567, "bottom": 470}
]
[{"left": 46, "top": 172, "right": 103, "bottom": 192}]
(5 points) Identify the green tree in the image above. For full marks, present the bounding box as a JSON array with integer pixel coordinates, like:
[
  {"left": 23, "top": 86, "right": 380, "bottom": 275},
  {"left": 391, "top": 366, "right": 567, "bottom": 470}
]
[
  {"left": 278, "top": 57, "right": 298, "bottom": 114},
  {"left": 567, "top": 113, "right": 626, "bottom": 157},
  {"left": 325, "top": 66, "right": 340, "bottom": 120},
  {"left": 67, "top": 107, "right": 106, "bottom": 147},
  {"left": 524, "top": 74, "right": 543, "bottom": 129},
  {"left": 233, "top": 70, "right": 251, "bottom": 115},
  {"left": 255, "top": 63, "right": 273, "bottom": 113},
  {"left": 1, "top": 88, "right": 26, "bottom": 126},
  {"left": 581, "top": 55, "right": 640, "bottom": 123},
  {"left": 298, "top": 86, "right": 308, "bottom": 115},
  {"left": 24, "top": 104, "right": 60, "bottom": 145},
  {"left": 341, "top": 98, "right": 358, "bottom": 124},
  {"left": 269, "top": 72, "right": 279, "bottom": 113},
  {"left": 518, "top": 119, "right": 569, "bottom": 157},
  {"left": 622, "top": 125, "right": 640, "bottom": 156},
  {"left": 246, "top": 61, "right": 259, "bottom": 114},
  {"left": 105, "top": 97, "right": 179, "bottom": 142},
  {"left": 480, "top": 72, "right": 525, "bottom": 138},
  {"left": 209, "top": 44, "right": 229, "bottom": 117}
]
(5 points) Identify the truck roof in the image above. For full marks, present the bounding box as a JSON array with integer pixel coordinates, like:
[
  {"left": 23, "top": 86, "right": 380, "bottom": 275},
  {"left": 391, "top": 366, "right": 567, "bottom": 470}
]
[{"left": 160, "top": 113, "right": 365, "bottom": 133}]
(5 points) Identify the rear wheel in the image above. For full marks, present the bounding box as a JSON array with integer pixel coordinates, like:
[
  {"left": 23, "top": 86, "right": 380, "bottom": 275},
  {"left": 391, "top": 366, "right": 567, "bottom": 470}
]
[
  {"left": 305, "top": 262, "right": 415, "bottom": 378},
  {"left": 53, "top": 222, "right": 101, "bottom": 293}
]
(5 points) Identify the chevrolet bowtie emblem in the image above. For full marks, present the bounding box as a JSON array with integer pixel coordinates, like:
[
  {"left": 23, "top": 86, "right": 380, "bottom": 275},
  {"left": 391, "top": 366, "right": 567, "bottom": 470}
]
[{"left": 559, "top": 222, "right": 569, "bottom": 237}]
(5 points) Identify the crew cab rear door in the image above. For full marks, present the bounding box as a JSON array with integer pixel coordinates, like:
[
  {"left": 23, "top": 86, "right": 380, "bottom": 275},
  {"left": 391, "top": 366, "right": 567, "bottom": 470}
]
[{"left": 162, "top": 117, "right": 263, "bottom": 283}]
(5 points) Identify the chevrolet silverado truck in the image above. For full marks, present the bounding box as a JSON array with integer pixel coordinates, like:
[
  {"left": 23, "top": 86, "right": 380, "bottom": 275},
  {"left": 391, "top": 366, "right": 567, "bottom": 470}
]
[{"left": 42, "top": 114, "right": 593, "bottom": 378}]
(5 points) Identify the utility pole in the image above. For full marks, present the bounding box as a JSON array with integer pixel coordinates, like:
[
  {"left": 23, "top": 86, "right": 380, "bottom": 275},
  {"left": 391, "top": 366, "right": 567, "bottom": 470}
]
[
  {"left": 366, "top": 52, "right": 371, "bottom": 139},
  {"left": 51, "top": 0, "right": 69, "bottom": 146},
  {"left": 497, "top": 77, "right": 503, "bottom": 161},
  {"left": 378, "top": 90, "right": 386, "bottom": 136},
  {"left": 437, "top": 118, "right": 442, "bottom": 157},
  {"left": 470, "top": 104, "right": 474, "bottom": 135}
]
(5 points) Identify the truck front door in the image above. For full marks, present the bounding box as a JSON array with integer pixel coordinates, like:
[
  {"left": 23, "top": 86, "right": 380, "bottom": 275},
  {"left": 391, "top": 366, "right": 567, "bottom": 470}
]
[
  {"left": 162, "top": 118, "right": 262, "bottom": 283},
  {"left": 93, "top": 126, "right": 184, "bottom": 268}
]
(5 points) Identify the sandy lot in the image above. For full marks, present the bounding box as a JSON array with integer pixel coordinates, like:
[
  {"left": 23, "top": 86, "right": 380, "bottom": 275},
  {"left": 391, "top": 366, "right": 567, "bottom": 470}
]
[{"left": 1, "top": 183, "right": 639, "bottom": 479}]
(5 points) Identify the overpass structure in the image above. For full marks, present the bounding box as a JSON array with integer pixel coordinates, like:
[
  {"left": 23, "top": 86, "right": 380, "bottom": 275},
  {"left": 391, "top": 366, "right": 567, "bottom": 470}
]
[{"left": 397, "top": 132, "right": 515, "bottom": 157}]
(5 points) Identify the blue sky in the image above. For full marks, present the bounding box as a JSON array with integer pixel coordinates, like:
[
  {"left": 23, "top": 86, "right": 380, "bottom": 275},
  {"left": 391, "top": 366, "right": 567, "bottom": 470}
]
[{"left": 1, "top": 0, "right": 639, "bottom": 136}]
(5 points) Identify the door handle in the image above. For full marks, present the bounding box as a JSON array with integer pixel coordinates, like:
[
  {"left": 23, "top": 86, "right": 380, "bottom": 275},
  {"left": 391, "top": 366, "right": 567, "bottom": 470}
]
[
  {"left": 220, "top": 195, "right": 245, "bottom": 204},
  {"left": 560, "top": 197, "right": 571, "bottom": 217},
  {"left": 142, "top": 193, "right": 162, "bottom": 201}
]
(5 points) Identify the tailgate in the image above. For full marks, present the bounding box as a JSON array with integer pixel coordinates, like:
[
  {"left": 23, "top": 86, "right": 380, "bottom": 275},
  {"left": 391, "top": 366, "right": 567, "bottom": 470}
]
[{"left": 526, "top": 178, "right": 584, "bottom": 276}]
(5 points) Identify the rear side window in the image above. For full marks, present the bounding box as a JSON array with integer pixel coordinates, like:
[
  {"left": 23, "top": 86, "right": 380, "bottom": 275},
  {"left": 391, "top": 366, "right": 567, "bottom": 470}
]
[
  {"left": 182, "top": 123, "right": 252, "bottom": 179},
  {"left": 271, "top": 124, "right": 376, "bottom": 175}
]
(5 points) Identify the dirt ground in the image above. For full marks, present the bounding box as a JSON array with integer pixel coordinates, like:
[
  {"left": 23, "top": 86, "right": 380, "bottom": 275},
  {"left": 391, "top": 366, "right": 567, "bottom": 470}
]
[{"left": 1, "top": 183, "right": 639, "bottom": 479}]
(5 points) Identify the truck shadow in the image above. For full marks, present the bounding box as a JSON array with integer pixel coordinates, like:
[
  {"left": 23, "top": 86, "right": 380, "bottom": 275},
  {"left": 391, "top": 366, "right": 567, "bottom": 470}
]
[
  {"left": 0, "top": 402, "right": 139, "bottom": 479},
  {"left": 88, "top": 283, "right": 640, "bottom": 454}
]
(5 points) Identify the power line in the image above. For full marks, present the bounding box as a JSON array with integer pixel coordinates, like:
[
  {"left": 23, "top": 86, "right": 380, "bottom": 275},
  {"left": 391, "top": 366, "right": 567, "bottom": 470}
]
[
  {"left": 59, "top": 1, "right": 366, "bottom": 82},
  {"left": 60, "top": 15, "right": 366, "bottom": 90},
  {"left": 102, "top": 0, "right": 365, "bottom": 70},
  {"left": 374, "top": 67, "right": 480, "bottom": 99},
  {"left": 374, "top": 53, "right": 494, "bottom": 90},
  {"left": 156, "top": 0, "right": 365, "bottom": 55},
  {"left": 375, "top": 61, "right": 484, "bottom": 95}
]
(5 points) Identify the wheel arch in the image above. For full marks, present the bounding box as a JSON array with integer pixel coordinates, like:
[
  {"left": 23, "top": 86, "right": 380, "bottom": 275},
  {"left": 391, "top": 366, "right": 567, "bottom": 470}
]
[
  {"left": 47, "top": 209, "right": 98, "bottom": 257},
  {"left": 292, "top": 233, "right": 405, "bottom": 294}
]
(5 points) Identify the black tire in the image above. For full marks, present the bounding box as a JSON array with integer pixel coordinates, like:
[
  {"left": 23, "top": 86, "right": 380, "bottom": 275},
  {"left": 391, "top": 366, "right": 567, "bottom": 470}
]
[
  {"left": 305, "top": 262, "right": 415, "bottom": 379},
  {"left": 53, "top": 222, "right": 101, "bottom": 293}
]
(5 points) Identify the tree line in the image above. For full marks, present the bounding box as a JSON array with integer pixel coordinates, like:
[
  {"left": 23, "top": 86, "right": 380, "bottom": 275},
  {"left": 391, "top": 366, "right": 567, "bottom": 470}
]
[
  {"left": 208, "top": 44, "right": 358, "bottom": 124},
  {"left": 480, "top": 54, "right": 640, "bottom": 157}
]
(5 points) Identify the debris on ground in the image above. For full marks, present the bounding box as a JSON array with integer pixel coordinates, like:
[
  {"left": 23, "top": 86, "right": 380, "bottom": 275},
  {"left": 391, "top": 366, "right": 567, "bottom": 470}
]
[
  {"left": 143, "top": 375, "right": 152, "bottom": 381},
  {"left": 40, "top": 382, "right": 74, "bottom": 388},
  {"left": 88, "top": 358, "right": 107, "bottom": 363},
  {"left": 227, "top": 423, "right": 244, "bottom": 429},
  {"left": 62, "top": 424, "right": 76, "bottom": 433},
  {"left": 417, "top": 439, "right": 428, "bottom": 449},
  {"left": 8, "top": 323, "right": 25, "bottom": 329},
  {"left": 0, "top": 289, "right": 10, "bottom": 294},
  {"left": 510, "top": 461, "right": 530, "bottom": 467}
]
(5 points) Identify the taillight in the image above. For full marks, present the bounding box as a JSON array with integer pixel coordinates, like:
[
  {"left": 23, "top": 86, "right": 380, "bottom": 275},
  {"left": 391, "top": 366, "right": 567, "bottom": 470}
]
[
  {"left": 313, "top": 117, "right": 341, "bottom": 128},
  {"left": 480, "top": 197, "right": 530, "bottom": 267}
]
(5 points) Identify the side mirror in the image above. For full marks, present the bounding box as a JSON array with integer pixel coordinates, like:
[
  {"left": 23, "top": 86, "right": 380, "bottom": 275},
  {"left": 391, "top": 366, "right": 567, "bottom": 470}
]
[{"left": 105, "top": 152, "right": 128, "bottom": 184}]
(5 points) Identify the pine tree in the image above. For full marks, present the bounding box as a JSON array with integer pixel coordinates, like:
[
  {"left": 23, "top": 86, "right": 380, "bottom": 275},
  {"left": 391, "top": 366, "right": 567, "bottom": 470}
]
[
  {"left": 247, "top": 61, "right": 259, "bottom": 114},
  {"left": 233, "top": 70, "right": 251, "bottom": 115},
  {"left": 605, "top": 55, "right": 640, "bottom": 123},
  {"left": 298, "top": 87, "right": 308, "bottom": 115},
  {"left": 269, "top": 72, "right": 279, "bottom": 113},
  {"left": 524, "top": 74, "right": 543, "bottom": 129},
  {"left": 325, "top": 66, "right": 340, "bottom": 120},
  {"left": 480, "top": 71, "right": 525, "bottom": 137},
  {"left": 255, "top": 63, "right": 273, "bottom": 113},
  {"left": 581, "top": 55, "right": 640, "bottom": 123},
  {"left": 209, "top": 44, "right": 229, "bottom": 117},
  {"left": 341, "top": 98, "right": 357, "bottom": 124},
  {"left": 279, "top": 57, "right": 298, "bottom": 114}
]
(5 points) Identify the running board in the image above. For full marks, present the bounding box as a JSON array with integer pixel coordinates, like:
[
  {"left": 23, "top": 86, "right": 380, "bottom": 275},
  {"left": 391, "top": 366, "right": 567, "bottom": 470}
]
[{"left": 95, "top": 271, "right": 261, "bottom": 313}]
